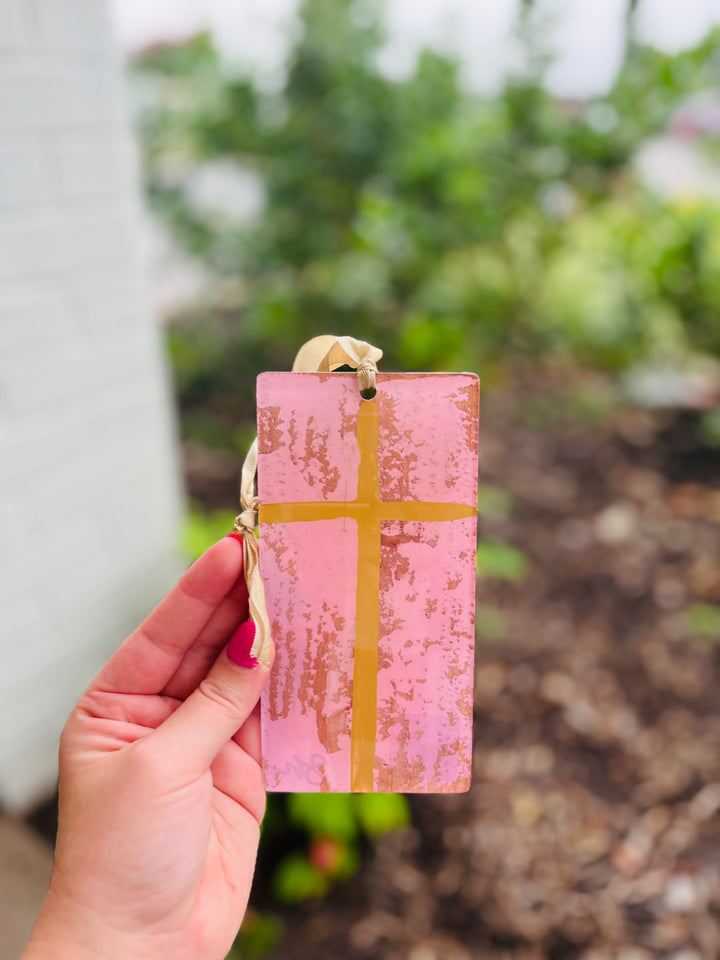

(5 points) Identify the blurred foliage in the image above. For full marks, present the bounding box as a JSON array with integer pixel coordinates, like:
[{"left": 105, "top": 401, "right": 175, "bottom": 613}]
[
  {"left": 686, "top": 602, "right": 720, "bottom": 639},
  {"left": 133, "top": 0, "right": 720, "bottom": 447},
  {"left": 228, "top": 909, "right": 282, "bottom": 959},
  {"left": 474, "top": 604, "right": 509, "bottom": 644},
  {"left": 182, "top": 504, "right": 237, "bottom": 559},
  {"left": 290, "top": 791, "right": 410, "bottom": 840},
  {"left": 476, "top": 539, "right": 530, "bottom": 581},
  {"left": 477, "top": 485, "right": 515, "bottom": 520},
  {"left": 270, "top": 793, "right": 409, "bottom": 903},
  {"left": 699, "top": 407, "right": 720, "bottom": 446}
]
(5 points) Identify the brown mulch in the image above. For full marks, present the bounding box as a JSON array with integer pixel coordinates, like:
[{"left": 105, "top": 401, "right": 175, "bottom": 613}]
[{"left": 191, "top": 391, "right": 720, "bottom": 960}]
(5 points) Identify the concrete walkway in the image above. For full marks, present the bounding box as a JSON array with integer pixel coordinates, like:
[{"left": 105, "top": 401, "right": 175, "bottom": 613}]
[{"left": 0, "top": 817, "right": 53, "bottom": 959}]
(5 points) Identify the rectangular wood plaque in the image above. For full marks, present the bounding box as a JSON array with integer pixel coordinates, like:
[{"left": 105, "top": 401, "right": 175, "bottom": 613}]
[{"left": 257, "top": 372, "right": 479, "bottom": 792}]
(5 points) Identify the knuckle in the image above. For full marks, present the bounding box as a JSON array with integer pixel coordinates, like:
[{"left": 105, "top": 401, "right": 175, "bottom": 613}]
[
  {"left": 198, "top": 676, "right": 241, "bottom": 721},
  {"left": 74, "top": 689, "right": 108, "bottom": 719}
]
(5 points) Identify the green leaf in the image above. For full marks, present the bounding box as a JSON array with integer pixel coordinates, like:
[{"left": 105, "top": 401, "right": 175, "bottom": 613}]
[
  {"left": 334, "top": 839, "right": 361, "bottom": 879},
  {"left": 287, "top": 793, "right": 359, "bottom": 841},
  {"left": 230, "top": 909, "right": 282, "bottom": 958},
  {"left": 686, "top": 603, "right": 720, "bottom": 639},
  {"left": 476, "top": 539, "right": 529, "bottom": 581},
  {"left": 272, "top": 853, "right": 329, "bottom": 903},
  {"left": 352, "top": 792, "right": 411, "bottom": 837}
]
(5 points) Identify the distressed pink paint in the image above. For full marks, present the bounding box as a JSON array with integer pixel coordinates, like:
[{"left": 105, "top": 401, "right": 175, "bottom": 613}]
[
  {"left": 258, "top": 373, "right": 361, "bottom": 503},
  {"left": 259, "top": 518, "right": 356, "bottom": 791},
  {"left": 374, "top": 375, "right": 479, "bottom": 505},
  {"left": 375, "top": 517, "right": 476, "bottom": 792},
  {"left": 257, "top": 372, "right": 479, "bottom": 792}
]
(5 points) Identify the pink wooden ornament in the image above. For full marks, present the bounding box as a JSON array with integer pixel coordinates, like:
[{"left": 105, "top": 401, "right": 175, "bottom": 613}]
[{"left": 257, "top": 372, "right": 479, "bottom": 792}]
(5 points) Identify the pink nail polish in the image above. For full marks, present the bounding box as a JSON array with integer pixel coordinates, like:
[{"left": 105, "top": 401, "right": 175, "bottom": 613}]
[
  {"left": 225, "top": 532, "right": 244, "bottom": 544},
  {"left": 227, "top": 620, "right": 258, "bottom": 668}
]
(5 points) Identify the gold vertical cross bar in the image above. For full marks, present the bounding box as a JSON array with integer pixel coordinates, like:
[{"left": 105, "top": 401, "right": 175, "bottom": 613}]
[
  {"left": 259, "top": 393, "right": 477, "bottom": 791},
  {"left": 350, "top": 401, "right": 382, "bottom": 791}
]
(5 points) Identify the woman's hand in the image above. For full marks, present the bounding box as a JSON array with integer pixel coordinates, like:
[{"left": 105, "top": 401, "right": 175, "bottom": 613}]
[{"left": 23, "top": 534, "right": 274, "bottom": 960}]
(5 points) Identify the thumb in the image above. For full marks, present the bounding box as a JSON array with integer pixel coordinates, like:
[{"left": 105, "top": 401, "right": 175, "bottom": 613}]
[{"left": 149, "top": 620, "right": 274, "bottom": 776}]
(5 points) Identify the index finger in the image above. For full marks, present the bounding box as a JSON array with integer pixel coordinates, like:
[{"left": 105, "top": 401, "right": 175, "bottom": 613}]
[{"left": 90, "top": 535, "right": 244, "bottom": 696}]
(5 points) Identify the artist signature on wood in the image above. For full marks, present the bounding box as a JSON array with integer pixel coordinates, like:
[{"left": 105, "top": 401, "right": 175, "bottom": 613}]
[{"left": 274, "top": 753, "right": 326, "bottom": 786}]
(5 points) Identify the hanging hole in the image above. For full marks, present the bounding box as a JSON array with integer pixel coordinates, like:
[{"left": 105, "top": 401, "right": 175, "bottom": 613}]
[{"left": 330, "top": 363, "right": 377, "bottom": 399}]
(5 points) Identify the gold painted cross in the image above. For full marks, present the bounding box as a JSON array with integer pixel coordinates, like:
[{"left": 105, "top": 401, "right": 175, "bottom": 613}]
[{"left": 259, "top": 399, "right": 476, "bottom": 791}]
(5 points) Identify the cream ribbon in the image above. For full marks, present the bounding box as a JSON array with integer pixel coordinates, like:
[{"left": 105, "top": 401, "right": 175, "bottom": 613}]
[
  {"left": 235, "top": 336, "right": 383, "bottom": 667},
  {"left": 293, "top": 335, "right": 383, "bottom": 398},
  {"left": 233, "top": 438, "right": 269, "bottom": 664}
]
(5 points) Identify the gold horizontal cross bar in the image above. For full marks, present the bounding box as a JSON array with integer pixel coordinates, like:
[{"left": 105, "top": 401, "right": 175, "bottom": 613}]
[
  {"left": 260, "top": 500, "right": 477, "bottom": 524},
  {"left": 259, "top": 400, "right": 476, "bottom": 791}
]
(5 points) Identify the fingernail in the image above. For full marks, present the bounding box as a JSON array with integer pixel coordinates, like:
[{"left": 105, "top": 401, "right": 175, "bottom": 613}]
[
  {"left": 227, "top": 620, "right": 258, "bottom": 668},
  {"left": 225, "top": 532, "right": 243, "bottom": 544}
]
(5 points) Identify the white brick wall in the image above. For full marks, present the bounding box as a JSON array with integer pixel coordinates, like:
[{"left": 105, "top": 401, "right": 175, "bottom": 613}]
[{"left": 0, "top": 0, "right": 184, "bottom": 811}]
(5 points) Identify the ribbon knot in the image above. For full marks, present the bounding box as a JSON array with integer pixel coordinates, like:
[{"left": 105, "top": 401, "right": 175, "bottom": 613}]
[
  {"left": 235, "top": 501, "right": 258, "bottom": 537},
  {"left": 356, "top": 358, "right": 378, "bottom": 400}
]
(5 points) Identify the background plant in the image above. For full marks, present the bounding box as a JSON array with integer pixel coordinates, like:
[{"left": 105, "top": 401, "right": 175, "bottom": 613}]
[{"left": 135, "top": 0, "right": 720, "bottom": 435}]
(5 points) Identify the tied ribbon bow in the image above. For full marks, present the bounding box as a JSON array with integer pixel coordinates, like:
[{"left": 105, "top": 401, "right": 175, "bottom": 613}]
[
  {"left": 236, "top": 336, "right": 383, "bottom": 669},
  {"left": 293, "top": 335, "right": 383, "bottom": 399}
]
